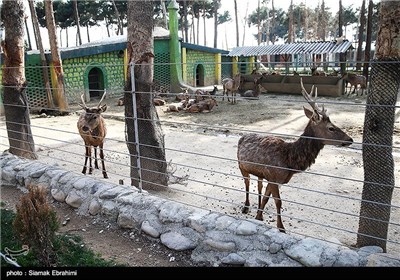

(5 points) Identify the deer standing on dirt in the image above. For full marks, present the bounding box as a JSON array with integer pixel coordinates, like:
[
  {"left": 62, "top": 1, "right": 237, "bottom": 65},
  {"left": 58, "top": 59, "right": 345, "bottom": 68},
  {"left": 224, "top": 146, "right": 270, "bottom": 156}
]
[
  {"left": 237, "top": 78, "right": 353, "bottom": 233},
  {"left": 222, "top": 73, "right": 241, "bottom": 104},
  {"left": 77, "top": 91, "right": 108, "bottom": 179},
  {"left": 341, "top": 72, "right": 367, "bottom": 96}
]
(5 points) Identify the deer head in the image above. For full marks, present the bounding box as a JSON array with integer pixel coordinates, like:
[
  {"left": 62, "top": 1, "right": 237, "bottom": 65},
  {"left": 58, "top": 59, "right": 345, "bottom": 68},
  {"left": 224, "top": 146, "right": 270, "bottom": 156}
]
[
  {"left": 78, "top": 91, "right": 107, "bottom": 134},
  {"left": 300, "top": 78, "right": 353, "bottom": 147}
]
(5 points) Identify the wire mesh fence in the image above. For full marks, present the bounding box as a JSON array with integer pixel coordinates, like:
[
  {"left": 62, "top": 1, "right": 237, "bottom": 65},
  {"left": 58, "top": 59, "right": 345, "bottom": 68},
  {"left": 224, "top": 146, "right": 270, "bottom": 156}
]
[{"left": 1, "top": 60, "right": 399, "bottom": 258}]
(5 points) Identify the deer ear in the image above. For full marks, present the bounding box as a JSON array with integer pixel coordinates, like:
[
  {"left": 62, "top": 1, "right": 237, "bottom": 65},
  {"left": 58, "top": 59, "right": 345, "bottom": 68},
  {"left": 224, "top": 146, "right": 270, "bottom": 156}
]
[
  {"left": 303, "top": 106, "right": 320, "bottom": 121},
  {"left": 303, "top": 106, "right": 313, "bottom": 119}
]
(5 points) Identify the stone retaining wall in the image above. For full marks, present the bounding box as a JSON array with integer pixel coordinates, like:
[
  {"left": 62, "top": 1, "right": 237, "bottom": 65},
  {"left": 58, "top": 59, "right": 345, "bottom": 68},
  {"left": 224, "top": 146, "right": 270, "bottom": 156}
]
[{"left": 1, "top": 152, "right": 399, "bottom": 267}]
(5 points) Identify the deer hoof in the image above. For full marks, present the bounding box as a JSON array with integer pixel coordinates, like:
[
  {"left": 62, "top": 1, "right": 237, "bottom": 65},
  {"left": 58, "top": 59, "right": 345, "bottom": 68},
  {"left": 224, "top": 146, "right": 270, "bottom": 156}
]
[
  {"left": 255, "top": 214, "right": 264, "bottom": 221},
  {"left": 242, "top": 205, "right": 250, "bottom": 214}
]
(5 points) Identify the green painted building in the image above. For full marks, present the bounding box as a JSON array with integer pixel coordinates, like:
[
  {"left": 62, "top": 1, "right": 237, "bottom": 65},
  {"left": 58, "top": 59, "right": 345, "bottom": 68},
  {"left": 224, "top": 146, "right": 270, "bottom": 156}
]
[{"left": 0, "top": 0, "right": 237, "bottom": 113}]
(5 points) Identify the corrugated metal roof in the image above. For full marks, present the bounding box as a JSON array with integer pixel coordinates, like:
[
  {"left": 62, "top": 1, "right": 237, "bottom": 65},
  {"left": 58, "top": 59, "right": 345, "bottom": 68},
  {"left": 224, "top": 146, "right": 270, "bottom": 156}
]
[{"left": 227, "top": 40, "right": 354, "bottom": 57}]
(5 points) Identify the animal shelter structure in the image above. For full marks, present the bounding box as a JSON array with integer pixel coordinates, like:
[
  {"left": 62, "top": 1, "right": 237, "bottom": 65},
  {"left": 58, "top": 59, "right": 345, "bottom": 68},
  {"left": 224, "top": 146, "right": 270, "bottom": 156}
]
[
  {"left": 228, "top": 40, "right": 355, "bottom": 96},
  {"left": 0, "top": 0, "right": 230, "bottom": 113},
  {"left": 0, "top": 0, "right": 357, "bottom": 111}
]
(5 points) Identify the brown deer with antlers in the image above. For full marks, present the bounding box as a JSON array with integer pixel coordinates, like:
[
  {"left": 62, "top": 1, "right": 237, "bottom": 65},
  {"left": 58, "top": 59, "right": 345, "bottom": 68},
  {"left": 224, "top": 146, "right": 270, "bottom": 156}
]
[
  {"left": 237, "top": 78, "right": 353, "bottom": 232},
  {"left": 77, "top": 91, "right": 108, "bottom": 179}
]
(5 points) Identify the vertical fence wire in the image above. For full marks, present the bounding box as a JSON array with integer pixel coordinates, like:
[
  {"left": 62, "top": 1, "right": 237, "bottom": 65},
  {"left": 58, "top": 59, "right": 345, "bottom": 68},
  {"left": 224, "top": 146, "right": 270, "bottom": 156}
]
[{"left": 129, "top": 62, "right": 142, "bottom": 192}]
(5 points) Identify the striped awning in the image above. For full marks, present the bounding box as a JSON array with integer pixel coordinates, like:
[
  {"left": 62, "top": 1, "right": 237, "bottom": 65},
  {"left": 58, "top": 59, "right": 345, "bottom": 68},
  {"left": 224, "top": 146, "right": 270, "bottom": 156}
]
[{"left": 227, "top": 40, "right": 354, "bottom": 57}]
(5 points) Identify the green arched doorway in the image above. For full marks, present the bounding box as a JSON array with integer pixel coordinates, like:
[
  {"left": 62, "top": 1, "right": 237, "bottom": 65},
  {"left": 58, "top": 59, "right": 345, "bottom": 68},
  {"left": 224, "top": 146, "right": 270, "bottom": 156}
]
[
  {"left": 195, "top": 64, "right": 205, "bottom": 86},
  {"left": 88, "top": 67, "right": 105, "bottom": 98}
]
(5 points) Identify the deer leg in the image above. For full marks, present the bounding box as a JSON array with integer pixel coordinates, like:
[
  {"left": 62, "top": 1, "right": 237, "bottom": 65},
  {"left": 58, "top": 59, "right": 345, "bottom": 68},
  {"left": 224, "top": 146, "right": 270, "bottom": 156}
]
[
  {"left": 227, "top": 90, "right": 230, "bottom": 103},
  {"left": 257, "top": 177, "right": 263, "bottom": 213},
  {"left": 82, "top": 145, "right": 89, "bottom": 175},
  {"left": 99, "top": 143, "right": 108, "bottom": 179},
  {"left": 255, "top": 183, "right": 273, "bottom": 221},
  {"left": 94, "top": 146, "right": 99, "bottom": 169},
  {"left": 88, "top": 146, "right": 93, "bottom": 174},
  {"left": 240, "top": 169, "right": 251, "bottom": 214},
  {"left": 345, "top": 85, "right": 351, "bottom": 96},
  {"left": 346, "top": 83, "right": 353, "bottom": 96},
  {"left": 270, "top": 186, "right": 285, "bottom": 233}
]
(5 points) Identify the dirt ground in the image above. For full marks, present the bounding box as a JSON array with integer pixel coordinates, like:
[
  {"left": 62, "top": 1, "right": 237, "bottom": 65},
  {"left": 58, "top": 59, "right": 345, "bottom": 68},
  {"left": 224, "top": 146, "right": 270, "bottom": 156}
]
[{"left": 1, "top": 89, "right": 400, "bottom": 266}]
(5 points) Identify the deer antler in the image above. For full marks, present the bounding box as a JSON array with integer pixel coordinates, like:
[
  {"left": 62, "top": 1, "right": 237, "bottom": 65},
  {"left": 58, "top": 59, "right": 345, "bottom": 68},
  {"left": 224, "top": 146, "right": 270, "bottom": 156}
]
[
  {"left": 80, "top": 94, "right": 88, "bottom": 109},
  {"left": 300, "top": 78, "right": 327, "bottom": 116},
  {"left": 98, "top": 90, "right": 107, "bottom": 108}
]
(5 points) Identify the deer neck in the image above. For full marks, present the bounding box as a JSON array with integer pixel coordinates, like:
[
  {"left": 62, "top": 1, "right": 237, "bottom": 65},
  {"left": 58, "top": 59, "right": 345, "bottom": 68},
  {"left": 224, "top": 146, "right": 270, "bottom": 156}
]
[
  {"left": 288, "top": 126, "right": 325, "bottom": 171},
  {"left": 91, "top": 121, "right": 105, "bottom": 137}
]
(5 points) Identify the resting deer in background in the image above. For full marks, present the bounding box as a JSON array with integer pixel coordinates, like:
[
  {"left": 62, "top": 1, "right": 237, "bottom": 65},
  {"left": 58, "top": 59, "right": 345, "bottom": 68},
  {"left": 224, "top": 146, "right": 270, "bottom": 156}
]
[
  {"left": 240, "top": 78, "right": 267, "bottom": 99},
  {"left": 222, "top": 73, "right": 241, "bottom": 104},
  {"left": 207, "top": 85, "right": 218, "bottom": 96},
  {"left": 77, "top": 91, "right": 108, "bottom": 179},
  {"left": 237, "top": 78, "right": 353, "bottom": 233}
]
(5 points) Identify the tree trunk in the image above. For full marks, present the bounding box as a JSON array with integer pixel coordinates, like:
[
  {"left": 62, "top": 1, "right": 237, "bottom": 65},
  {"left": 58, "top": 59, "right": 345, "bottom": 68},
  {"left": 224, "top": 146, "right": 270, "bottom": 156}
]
[
  {"left": 1, "top": 0, "right": 37, "bottom": 160},
  {"left": 196, "top": 13, "right": 200, "bottom": 45},
  {"left": 288, "top": 0, "right": 294, "bottom": 43},
  {"left": 203, "top": 2, "right": 207, "bottom": 46},
  {"left": 303, "top": 5, "right": 307, "bottom": 42},
  {"left": 28, "top": 0, "right": 53, "bottom": 109},
  {"left": 59, "top": 29, "right": 62, "bottom": 47},
  {"left": 161, "top": 0, "right": 168, "bottom": 29},
  {"left": 183, "top": 1, "right": 189, "bottom": 42},
  {"left": 44, "top": 0, "right": 68, "bottom": 113},
  {"left": 66, "top": 27, "right": 69, "bottom": 48},
  {"left": 24, "top": 16, "right": 32, "bottom": 50},
  {"left": 363, "top": 0, "right": 374, "bottom": 80},
  {"left": 125, "top": 0, "right": 168, "bottom": 190},
  {"left": 241, "top": 2, "right": 249, "bottom": 46},
  {"left": 105, "top": 18, "right": 110, "bottom": 37},
  {"left": 317, "top": 0, "right": 327, "bottom": 40},
  {"left": 271, "top": 0, "right": 276, "bottom": 44},
  {"left": 190, "top": 12, "right": 195, "bottom": 43},
  {"left": 213, "top": 0, "right": 218, "bottom": 48},
  {"left": 72, "top": 0, "right": 82, "bottom": 46},
  {"left": 357, "top": 0, "right": 400, "bottom": 252},
  {"left": 234, "top": 0, "right": 239, "bottom": 47},
  {"left": 112, "top": 0, "right": 123, "bottom": 35},
  {"left": 338, "top": 0, "right": 346, "bottom": 74},
  {"left": 86, "top": 25, "right": 90, "bottom": 42},
  {"left": 257, "top": 0, "right": 261, "bottom": 45},
  {"left": 356, "top": 0, "right": 366, "bottom": 71}
]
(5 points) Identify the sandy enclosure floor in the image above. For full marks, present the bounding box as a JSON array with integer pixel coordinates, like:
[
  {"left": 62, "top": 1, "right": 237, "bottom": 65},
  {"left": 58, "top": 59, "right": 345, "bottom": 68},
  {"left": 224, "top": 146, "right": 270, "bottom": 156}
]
[{"left": 2, "top": 92, "right": 400, "bottom": 257}]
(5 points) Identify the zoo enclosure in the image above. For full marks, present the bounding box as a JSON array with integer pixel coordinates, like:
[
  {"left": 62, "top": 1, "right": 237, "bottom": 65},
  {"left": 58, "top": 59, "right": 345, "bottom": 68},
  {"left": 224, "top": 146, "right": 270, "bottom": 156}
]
[{"left": 0, "top": 59, "right": 399, "bottom": 259}]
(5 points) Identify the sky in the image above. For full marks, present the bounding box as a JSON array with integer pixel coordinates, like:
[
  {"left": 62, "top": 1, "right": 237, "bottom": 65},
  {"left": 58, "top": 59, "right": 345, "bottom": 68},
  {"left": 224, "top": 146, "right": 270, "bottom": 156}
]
[{"left": 15, "top": 0, "right": 369, "bottom": 51}]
